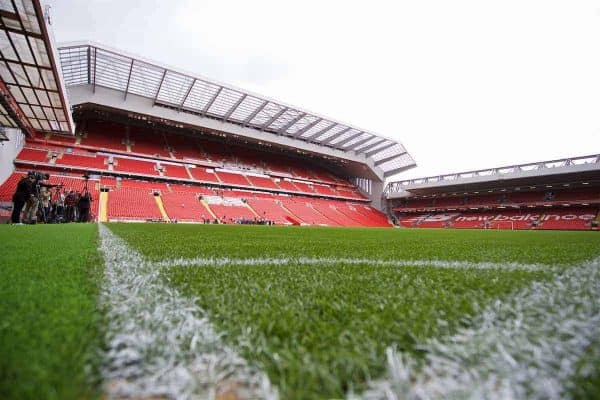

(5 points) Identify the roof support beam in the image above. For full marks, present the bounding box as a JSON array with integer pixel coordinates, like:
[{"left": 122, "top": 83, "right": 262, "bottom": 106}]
[
  {"left": 222, "top": 93, "right": 247, "bottom": 120},
  {"left": 243, "top": 100, "right": 267, "bottom": 125},
  {"left": 342, "top": 134, "right": 374, "bottom": 150},
  {"left": 153, "top": 69, "right": 167, "bottom": 104},
  {"left": 86, "top": 46, "right": 91, "bottom": 85},
  {"left": 375, "top": 151, "right": 406, "bottom": 166},
  {"left": 332, "top": 130, "right": 363, "bottom": 148},
  {"left": 322, "top": 126, "right": 351, "bottom": 145},
  {"left": 305, "top": 122, "right": 336, "bottom": 141},
  {"left": 355, "top": 138, "right": 388, "bottom": 154},
  {"left": 92, "top": 47, "right": 97, "bottom": 93},
  {"left": 201, "top": 86, "right": 222, "bottom": 116},
  {"left": 123, "top": 59, "right": 135, "bottom": 100},
  {"left": 178, "top": 78, "right": 196, "bottom": 110},
  {"left": 261, "top": 107, "right": 287, "bottom": 130},
  {"left": 365, "top": 140, "right": 397, "bottom": 157},
  {"left": 292, "top": 117, "right": 322, "bottom": 138},
  {"left": 277, "top": 112, "right": 306, "bottom": 134}
]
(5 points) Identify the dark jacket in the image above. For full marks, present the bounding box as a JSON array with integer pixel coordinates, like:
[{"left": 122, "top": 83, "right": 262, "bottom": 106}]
[{"left": 12, "top": 177, "right": 34, "bottom": 203}]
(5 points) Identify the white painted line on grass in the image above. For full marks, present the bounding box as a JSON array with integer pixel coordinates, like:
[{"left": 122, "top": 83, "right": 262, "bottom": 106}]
[
  {"left": 98, "top": 224, "right": 278, "bottom": 400},
  {"left": 154, "top": 256, "right": 551, "bottom": 272},
  {"left": 351, "top": 256, "right": 600, "bottom": 400}
]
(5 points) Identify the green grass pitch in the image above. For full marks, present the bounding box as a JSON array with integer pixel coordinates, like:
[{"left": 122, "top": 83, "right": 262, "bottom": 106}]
[{"left": 1, "top": 223, "right": 599, "bottom": 399}]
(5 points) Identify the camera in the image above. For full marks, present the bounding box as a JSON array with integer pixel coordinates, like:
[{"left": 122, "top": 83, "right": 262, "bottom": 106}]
[{"left": 28, "top": 171, "right": 49, "bottom": 181}]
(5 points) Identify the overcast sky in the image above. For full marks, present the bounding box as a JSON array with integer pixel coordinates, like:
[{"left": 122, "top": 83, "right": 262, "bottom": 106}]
[{"left": 47, "top": 0, "right": 600, "bottom": 181}]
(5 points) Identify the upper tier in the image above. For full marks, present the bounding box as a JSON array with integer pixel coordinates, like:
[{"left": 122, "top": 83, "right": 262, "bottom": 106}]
[{"left": 15, "top": 119, "right": 368, "bottom": 201}]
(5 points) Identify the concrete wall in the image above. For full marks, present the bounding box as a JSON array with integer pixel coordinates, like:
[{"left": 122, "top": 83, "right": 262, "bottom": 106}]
[{"left": 0, "top": 128, "right": 24, "bottom": 184}]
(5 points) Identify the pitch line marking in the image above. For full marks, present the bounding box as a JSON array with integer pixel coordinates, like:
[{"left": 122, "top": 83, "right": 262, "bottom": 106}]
[
  {"left": 98, "top": 224, "right": 278, "bottom": 400},
  {"left": 351, "top": 256, "right": 600, "bottom": 400},
  {"left": 153, "top": 256, "right": 553, "bottom": 272}
]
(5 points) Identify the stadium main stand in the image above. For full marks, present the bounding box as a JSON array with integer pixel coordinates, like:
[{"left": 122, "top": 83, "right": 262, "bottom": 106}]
[{"left": 0, "top": 114, "right": 394, "bottom": 226}]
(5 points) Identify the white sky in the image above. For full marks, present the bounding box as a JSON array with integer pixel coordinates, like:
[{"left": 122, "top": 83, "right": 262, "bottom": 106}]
[{"left": 48, "top": 0, "right": 600, "bottom": 181}]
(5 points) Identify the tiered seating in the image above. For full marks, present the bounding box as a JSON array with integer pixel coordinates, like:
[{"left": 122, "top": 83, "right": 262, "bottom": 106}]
[
  {"left": 80, "top": 120, "right": 126, "bottom": 151},
  {"left": 280, "top": 197, "right": 333, "bottom": 225},
  {"left": 16, "top": 148, "right": 49, "bottom": 162},
  {"left": 292, "top": 181, "right": 316, "bottom": 194},
  {"left": 204, "top": 196, "right": 254, "bottom": 222},
  {"left": 397, "top": 213, "right": 458, "bottom": 228},
  {"left": 161, "top": 191, "right": 213, "bottom": 222},
  {"left": 129, "top": 128, "right": 170, "bottom": 157},
  {"left": 161, "top": 163, "right": 190, "bottom": 179},
  {"left": 338, "top": 203, "right": 392, "bottom": 227},
  {"left": 245, "top": 175, "right": 279, "bottom": 190},
  {"left": 246, "top": 197, "right": 295, "bottom": 225},
  {"left": 397, "top": 208, "right": 597, "bottom": 230},
  {"left": 189, "top": 166, "right": 220, "bottom": 183},
  {"left": 56, "top": 153, "right": 108, "bottom": 170},
  {"left": 170, "top": 183, "right": 215, "bottom": 195},
  {"left": 312, "top": 184, "right": 338, "bottom": 196},
  {"left": 47, "top": 134, "right": 77, "bottom": 145},
  {"left": 113, "top": 157, "right": 159, "bottom": 176},
  {"left": 0, "top": 172, "right": 25, "bottom": 201},
  {"left": 215, "top": 170, "right": 251, "bottom": 186},
  {"left": 119, "top": 179, "right": 167, "bottom": 190},
  {"left": 538, "top": 209, "right": 595, "bottom": 230},
  {"left": 107, "top": 187, "right": 162, "bottom": 220},
  {"left": 275, "top": 179, "right": 299, "bottom": 192},
  {"left": 168, "top": 135, "right": 205, "bottom": 160},
  {"left": 311, "top": 200, "right": 355, "bottom": 226},
  {"left": 100, "top": 176, "right": 117, "bottom": 187},
  {"left": 201, "top": 141, "right": 232, "bottom": 162}
]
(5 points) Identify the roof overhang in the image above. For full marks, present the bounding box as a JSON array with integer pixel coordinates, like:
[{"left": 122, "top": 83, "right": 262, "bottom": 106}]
[
  {"left": 58, "top": 41, "right": 416, "bottom": 180},
  {"left": 385, "top": 154, "right": 600, "bottom": 198},
  {"left": 0, "top": 0, "right": 73, "bottom": 135}
]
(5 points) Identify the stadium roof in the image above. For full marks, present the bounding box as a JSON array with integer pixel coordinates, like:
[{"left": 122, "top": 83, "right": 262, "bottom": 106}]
[
  {"left": 57, "top": 41, "right": 415, "bottom": 178},
  {"left": 385, "top": 154, "right": 600, "bottom": 198},
  {"left": 0, "top": 0, "right": 73, "bottom": 134}
]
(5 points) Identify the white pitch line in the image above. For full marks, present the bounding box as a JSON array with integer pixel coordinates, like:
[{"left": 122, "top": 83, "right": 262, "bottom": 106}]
[
  {"left": 351, "top": 256, "right": 600, "bottom": 400},
  {"left": 153, "top": 256, "right": 552, "bottom": 272},
  {"left": 97, "top": 224, "right": 278, "bottom": 400}
]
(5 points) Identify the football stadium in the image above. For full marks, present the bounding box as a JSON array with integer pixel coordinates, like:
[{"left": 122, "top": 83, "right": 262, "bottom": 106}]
[{"left": 0, "top": 1, "right": 599, "bottom": 399}]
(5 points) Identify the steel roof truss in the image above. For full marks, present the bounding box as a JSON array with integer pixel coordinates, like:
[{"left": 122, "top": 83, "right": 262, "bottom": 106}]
[
  {"left": 123, "top": 58, "right": 134, "bottom": 100},
  {"left": 261, "top": 106, "right": 287, "bottom": 130},
  {"left": 365, "top": 140, "right": 397, "bottom": 157},
  {"left": 305, "top": 121, "right": 336, "bottom": 140},
  {"left": 278, "top": 111, "right": 305, "bottom": 134},
  {"left": 356, "top": 138, "right": 388, "bottom": 154},
  {"left": 201, "top": 86, "right": 222, "bottom": 115},
  {"left": 292, "top": 117, "right": 322, "bottom": 138},
  {"left": 343, "top": 134, "right": 375, "bottom": 151},
  {"left": 375, "top": 151, "right": 407, "bottom": 166},
  {"left": 222, "top": 93, "right": 247, "bottom": 120},
  {"left": 321, "top": 126, "right": 351, "bottom": 145},
  {"left": 243, "top": 99, "right": 267, "bottom": 125}
]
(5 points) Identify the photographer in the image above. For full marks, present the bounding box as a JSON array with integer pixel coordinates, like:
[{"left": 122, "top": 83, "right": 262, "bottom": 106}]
[
  {"left": 18, "top": 172, "right": 61, "bottom": 224},
  {"left": 11, "top": 172, "right": 36, "bottom": 224},
  {"left": 77, "top": 189, "right": 93, "bottom": 222}
]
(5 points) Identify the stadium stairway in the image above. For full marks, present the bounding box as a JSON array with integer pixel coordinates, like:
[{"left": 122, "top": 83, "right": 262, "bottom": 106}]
[
  {"left": 99, "top": 191, "right": 108, "bottom": 222},
  {"left": 154, "top": 195, "right": 170, "bottom": 222}
]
